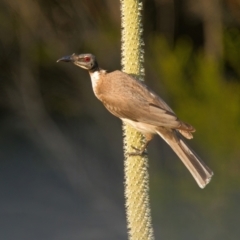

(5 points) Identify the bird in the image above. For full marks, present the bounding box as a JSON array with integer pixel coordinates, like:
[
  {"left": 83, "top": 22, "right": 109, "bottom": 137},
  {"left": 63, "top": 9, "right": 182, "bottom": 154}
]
[{"left": 57, "top": 53, "right": 213, "bottom": 188}]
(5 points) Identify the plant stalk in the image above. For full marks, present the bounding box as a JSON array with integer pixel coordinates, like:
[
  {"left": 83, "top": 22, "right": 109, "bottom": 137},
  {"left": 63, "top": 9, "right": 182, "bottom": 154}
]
[{"left": 120, "top": 0, "right": 155, "bottom": 239}]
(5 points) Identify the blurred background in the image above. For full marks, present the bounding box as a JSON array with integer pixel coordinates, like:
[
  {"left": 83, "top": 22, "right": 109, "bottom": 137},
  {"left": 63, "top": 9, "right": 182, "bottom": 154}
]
[{"left": 1, "top": 0, "right": 240, "bottom": 239}]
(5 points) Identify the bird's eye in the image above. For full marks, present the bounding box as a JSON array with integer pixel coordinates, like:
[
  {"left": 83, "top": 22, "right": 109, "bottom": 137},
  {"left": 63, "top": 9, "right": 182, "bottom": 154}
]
[{"left": 84, "top": 56, "right": 91, "bottom": 62}]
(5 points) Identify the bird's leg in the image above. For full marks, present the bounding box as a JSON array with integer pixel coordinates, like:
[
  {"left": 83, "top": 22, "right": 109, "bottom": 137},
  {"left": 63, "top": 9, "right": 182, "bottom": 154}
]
[
  {"left": 128, "top": 133, "right": 154, "bottom": 156},
  {"left": 129, "top": 141, "right": 149, "bottom": 156}
]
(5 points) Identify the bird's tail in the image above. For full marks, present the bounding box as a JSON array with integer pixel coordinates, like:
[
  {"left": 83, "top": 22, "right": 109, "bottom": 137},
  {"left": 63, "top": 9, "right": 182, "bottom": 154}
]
[{"left": 157, "top": 129, "right": 213, "bottom": 188}]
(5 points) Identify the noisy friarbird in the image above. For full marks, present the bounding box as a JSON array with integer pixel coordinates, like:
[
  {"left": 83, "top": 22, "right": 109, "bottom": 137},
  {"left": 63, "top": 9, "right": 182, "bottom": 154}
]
[{"left": 57, "top": 53, "right": 213, "bottom": 188}]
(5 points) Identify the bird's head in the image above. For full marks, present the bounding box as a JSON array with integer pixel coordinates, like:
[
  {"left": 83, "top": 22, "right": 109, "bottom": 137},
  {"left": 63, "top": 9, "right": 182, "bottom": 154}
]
[{"left": 57, "top": 53, "right": 98, "bottom": 72}]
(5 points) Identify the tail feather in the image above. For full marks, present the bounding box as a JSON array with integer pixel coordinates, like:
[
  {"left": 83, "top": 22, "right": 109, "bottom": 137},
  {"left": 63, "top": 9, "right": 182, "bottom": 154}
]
[{"left": 157, "top": 129, "right": 213, "bottom": 188}]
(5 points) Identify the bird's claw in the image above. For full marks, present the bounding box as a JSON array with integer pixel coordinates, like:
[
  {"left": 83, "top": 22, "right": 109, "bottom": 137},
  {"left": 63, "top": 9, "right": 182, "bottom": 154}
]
[{"left": 128, "top": 145, "right": 148, "bottom": 156}]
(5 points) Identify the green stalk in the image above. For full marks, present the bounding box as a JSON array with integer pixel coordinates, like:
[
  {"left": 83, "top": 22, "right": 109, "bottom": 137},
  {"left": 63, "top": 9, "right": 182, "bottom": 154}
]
[{"left": 120, "top": 0, "right": 155, "bottom": 239}]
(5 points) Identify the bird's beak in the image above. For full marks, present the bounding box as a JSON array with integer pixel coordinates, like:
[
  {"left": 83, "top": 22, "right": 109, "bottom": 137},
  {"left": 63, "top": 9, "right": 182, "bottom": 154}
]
[{"left": 57, "top": 54, "right": 76, "bottom": 63}]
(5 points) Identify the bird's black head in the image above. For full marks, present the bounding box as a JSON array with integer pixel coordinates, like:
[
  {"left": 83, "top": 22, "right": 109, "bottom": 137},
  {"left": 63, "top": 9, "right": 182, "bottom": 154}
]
[{"left": 57, "top": 53, "right": 98, "bottom": 72}]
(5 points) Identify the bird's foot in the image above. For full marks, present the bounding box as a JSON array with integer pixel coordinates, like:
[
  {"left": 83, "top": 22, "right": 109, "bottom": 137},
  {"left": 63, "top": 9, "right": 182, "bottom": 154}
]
[{"left": 128, "top": 145, "right": 148, "bottom": 156}]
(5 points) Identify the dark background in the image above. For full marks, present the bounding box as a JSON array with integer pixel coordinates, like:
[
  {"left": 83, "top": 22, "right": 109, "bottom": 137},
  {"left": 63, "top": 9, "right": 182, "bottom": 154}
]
[{"left": 1, "top": 0, "right": 240, "bottom": 239}]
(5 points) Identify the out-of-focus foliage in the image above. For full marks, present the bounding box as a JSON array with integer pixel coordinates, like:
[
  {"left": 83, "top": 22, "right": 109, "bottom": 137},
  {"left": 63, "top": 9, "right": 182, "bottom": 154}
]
[{"left": 224, "top": 28, "right": 240, "bottom": 78}]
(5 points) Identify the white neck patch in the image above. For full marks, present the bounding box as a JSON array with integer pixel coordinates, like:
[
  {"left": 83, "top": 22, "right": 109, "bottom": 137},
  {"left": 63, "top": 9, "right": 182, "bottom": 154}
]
[{"left": 90, "top": 71, "right": 101, "bottom": 95}]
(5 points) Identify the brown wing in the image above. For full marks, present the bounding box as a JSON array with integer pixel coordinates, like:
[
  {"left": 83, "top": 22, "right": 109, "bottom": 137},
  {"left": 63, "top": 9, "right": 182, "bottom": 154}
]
[{"left": 97, "top": 70, "right": 195, "bottom": 132}]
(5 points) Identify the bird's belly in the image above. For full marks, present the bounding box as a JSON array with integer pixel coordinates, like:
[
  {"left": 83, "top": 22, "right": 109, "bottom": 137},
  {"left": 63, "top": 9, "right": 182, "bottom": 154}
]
[{"left": 121, "top": 118, "right": 156, "bottom": 134}]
